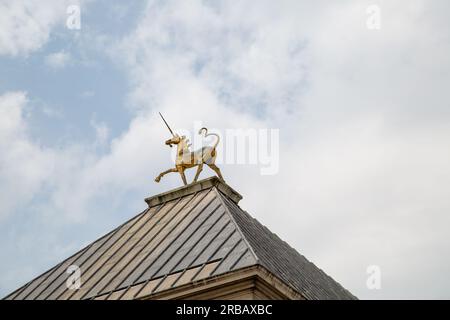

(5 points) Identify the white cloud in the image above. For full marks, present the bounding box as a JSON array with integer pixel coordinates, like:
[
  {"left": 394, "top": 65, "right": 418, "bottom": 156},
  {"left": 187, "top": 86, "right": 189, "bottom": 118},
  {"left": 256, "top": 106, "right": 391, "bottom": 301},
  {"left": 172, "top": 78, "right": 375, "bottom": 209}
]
[
  {"left": 2, "top": 0, "right": 450, "bottom": 299},
  {"left": 0, "top": 0, "right": 82, "bottom": 56},
  {"left": 111, "top": 0, "right": 450, "bottom": 299},
  {"left": 0, "top": 90, "right": 168, "bottom": 223},
  {"left": 0, "top": 92, "right": 55, "bottom": 220},
  {"left": 90, "top": 118, "right": 109, "bottom": 146},
  {"left": 45, "top": 51, "right": 71, "bottom": 68}
]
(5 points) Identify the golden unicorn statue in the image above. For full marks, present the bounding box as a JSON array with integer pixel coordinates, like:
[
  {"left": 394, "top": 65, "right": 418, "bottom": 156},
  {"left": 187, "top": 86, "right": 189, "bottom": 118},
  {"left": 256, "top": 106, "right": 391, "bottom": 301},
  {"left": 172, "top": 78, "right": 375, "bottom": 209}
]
[{"left": 155, "top": 113, "right": 225, "bottom": 186}]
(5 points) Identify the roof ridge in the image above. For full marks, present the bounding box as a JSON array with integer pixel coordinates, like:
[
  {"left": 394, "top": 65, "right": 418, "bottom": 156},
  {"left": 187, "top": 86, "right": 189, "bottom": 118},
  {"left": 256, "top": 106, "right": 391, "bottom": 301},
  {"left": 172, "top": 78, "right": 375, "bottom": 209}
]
[
  {"left": 216, "top": 193, "right": 357, "bottom": 300},
  {"left": 5, "top": 178, "right": 357, "bottom": 300},
  {"left": 249, "top": 214, "right": 353, "bottom": 297},
  {"left": 212, "top": 187, "right": 260, "bottom": 265}
]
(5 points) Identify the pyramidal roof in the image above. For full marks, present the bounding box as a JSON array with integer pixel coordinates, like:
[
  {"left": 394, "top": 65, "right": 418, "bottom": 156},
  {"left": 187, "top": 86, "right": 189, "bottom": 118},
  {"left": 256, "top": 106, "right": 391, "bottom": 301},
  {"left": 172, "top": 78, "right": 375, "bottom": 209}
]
[{"left": 5, "top": 177, "right": 356, "bottom": 300}]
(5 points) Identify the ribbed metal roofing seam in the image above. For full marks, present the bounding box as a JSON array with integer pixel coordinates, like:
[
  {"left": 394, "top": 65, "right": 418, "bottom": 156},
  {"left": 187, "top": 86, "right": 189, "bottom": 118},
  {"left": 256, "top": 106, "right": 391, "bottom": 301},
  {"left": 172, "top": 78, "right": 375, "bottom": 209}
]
[{"left": 4, "top": 177, "right": 356, "bottom": 300}]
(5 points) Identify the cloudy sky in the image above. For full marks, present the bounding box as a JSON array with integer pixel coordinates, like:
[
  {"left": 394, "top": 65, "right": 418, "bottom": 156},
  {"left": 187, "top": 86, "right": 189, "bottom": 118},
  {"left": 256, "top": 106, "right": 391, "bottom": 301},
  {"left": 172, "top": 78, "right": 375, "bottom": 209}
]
[{"left": 1, "top": 0, "right": 450, "bottom": 299}]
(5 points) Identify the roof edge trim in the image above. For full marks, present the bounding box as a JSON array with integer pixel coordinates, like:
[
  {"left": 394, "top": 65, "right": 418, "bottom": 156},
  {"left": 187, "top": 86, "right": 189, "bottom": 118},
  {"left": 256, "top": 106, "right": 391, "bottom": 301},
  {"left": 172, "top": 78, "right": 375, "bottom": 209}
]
[{"left": 145, "top": 177, "right": 242, "bottom": 207}]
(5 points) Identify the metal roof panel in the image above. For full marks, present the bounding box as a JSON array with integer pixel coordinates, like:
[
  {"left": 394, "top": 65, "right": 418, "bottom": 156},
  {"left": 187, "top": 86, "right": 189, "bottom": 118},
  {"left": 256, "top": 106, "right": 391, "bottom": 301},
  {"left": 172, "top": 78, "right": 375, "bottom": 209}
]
[{"left": 4, "top": 177, "right": 355, "bottom": 300}]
